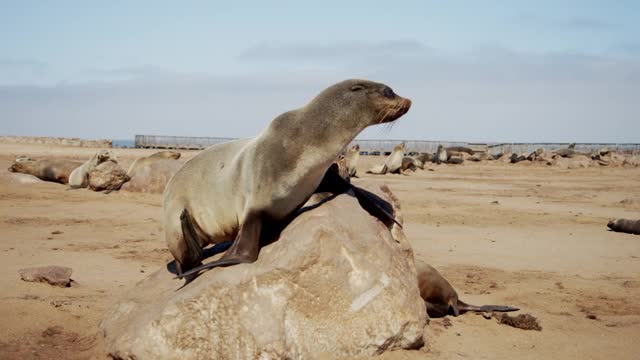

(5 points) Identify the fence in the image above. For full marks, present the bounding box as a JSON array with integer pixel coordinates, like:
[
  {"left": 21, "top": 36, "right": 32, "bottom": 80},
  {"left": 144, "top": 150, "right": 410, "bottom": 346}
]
[{"left": 134, "top": 135, "right": 640, "bottom": 155}]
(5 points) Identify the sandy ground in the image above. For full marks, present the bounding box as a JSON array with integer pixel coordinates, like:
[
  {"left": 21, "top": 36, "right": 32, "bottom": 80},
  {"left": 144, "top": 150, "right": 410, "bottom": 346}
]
[{"left": 0, "top": 142, "right": 639, "bottom": 359}]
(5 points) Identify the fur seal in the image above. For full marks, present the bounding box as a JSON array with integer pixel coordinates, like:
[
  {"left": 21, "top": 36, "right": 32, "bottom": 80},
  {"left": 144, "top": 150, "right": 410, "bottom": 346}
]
[
  {"left": 401, "top": 156, "right": 423, "bottom": 172},
  {"left": 164, "top": 79, "right": 411, "bottom": 278},
  {"left": 446, "top": 146, "right": 474, "bottom": 155},
  {"left": 607, "top": 219, "right": 640, "bottom": 235},
  {"left": 435, "top": 145, "right": 448, "bottom": 164},
  {"left": 68, "top": 149, "right": 116, "bottom": 188},
  {"left": 126, "top": 150, "right": 181, "bottom": 177},
  {"left": 9, "top": 159, "right": 83, "bottom": 184},
  {"left": 416, "top": 261, "right": 519, "bottom": 317},
  {"left": 344, "top": 144, "right": 360, "bottom": 178},
  {"left": 366, "top": 142, "right": 405, "bottom": 174},
  {"left": 555, "top": 143, "right": 576, "bottom": 158},
  {"left": 416, "top": 153, "right": 433, "bottom": 164}
]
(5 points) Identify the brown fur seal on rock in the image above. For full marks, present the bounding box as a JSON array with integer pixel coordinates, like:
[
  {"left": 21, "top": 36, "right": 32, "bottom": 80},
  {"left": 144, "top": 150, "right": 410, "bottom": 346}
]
[
  {"left": 164, "top": 79, "right": 411, "bottom": 278},
  {"left": 9, "top": 159, "right": 83, "bottom": 184},
  {"left": 416, "top": 261, "right": 519, "bottom": 317},
  {"left": 367, "top": 142, "right": 405, "bottom": 174},
  {"left": 607, "top": 219, "right": 640, "bottom": 235},
  {"left": 68, "top": 149, "right": 117, "bottom": 188},
  {"left": 344, "top": 144, "right": 360, "bottom": 178},
  {"left": 127, "top": 150, "right": 181, "bottom": 178}
]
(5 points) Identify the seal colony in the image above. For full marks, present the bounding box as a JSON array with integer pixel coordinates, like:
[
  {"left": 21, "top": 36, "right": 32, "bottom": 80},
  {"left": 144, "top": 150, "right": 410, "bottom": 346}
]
[{"left": 164, "top": 79, "right": 412, "bottom": 278}]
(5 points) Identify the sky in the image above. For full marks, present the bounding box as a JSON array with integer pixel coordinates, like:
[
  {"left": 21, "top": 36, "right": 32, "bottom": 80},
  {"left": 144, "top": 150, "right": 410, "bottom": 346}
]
[{"left": 1, "top": 0, "right": 639, "bottom": 142}]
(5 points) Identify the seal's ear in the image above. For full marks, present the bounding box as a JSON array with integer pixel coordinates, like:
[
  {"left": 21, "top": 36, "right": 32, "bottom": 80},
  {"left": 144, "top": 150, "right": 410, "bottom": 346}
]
[{"left": 350, "top": 85, "right": 365, "bottom": 92}]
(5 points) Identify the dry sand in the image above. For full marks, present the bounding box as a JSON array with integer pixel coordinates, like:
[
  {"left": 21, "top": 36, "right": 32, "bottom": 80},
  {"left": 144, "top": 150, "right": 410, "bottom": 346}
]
[{"left": 0, "top": 142, "right": 639, "bottom": 359}]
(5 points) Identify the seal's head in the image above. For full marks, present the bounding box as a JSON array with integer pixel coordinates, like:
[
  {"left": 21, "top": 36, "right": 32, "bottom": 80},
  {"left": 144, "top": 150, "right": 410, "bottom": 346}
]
[
  {"left": 96, "top": 149, "right": 117, "bottom": 164},
  {"left": 8, "top": 160, "right": 34, "bottom": 173},
  {"left": 309, "top": 79, "right": 411, "bottom": 130}
]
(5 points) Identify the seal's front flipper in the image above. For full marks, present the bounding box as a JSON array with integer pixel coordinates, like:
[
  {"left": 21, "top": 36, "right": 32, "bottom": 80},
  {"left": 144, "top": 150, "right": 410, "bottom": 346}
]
[
  {"left": 175, "top": 213, "right": 262, "bottom": 279},
  {"left": 315, "top": 165, "right": 400, "bottom": 228},
  {"left": 350, "top": 186, "right": 401, "bottom": 228}
]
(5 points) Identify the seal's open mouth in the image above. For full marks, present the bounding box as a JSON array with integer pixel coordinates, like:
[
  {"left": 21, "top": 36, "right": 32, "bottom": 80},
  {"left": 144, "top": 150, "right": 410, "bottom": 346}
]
[{"left": 377, "top": 97, "right": 412, "bottom": 124}]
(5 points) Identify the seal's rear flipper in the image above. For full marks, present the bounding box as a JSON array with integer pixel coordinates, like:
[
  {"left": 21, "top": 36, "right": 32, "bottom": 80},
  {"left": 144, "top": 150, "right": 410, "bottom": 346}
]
[
  {"left": 458, "top": 300, "right": 519, "bottom": 314},
  {"left": 175, "top": 213, "right": 262, "bottom": 279},
  {"left": 478, "top": 305, "right": 520, "bottom": 313},
  {"left": 179, "top": 209, "right": 204, "bottom": 275}
]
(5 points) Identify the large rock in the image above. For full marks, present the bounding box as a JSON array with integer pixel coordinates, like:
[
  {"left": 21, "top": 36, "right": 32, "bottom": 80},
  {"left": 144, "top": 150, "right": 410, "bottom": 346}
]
[
  {"left": 101, "top": 185, "right": 425, "bottom": 359},
  {"left": 88, "top": 161, "right": 128, "bottom": 191},
  {"left": 120, "top": 159, "right": 183, "bottom": 194}
]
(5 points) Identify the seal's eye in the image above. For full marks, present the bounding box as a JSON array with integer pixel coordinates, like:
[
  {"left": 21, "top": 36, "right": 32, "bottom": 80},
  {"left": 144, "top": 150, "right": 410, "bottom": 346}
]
[
  {"left": 383, "top": 87, "right": 395, "bottom": 99},
  {"left": 350, "top": 85, "right": 365, "bottom": 92}
]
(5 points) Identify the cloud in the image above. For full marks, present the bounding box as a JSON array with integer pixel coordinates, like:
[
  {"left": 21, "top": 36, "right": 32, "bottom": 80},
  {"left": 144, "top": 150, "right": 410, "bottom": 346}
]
[
  {"left": 564, "top": 17, "right": 618, "bottom": 31},
  {"left": 0, "top": 59, "right": 50, "bottom": 85},
  {"left": 1, "top": 42, "right": 638, "bottom": 143},
  {"left": 514, "top": 13, "right": 620, "bottom": 32},
  {"left": 237, "top": 40, "right": 432, "bottom": 62}
]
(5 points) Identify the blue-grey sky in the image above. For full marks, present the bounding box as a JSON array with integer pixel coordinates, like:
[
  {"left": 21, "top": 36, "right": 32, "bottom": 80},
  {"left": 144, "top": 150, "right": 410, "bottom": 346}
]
[{"left": 1, "top": 1, "right": 639, "bottom": 142}]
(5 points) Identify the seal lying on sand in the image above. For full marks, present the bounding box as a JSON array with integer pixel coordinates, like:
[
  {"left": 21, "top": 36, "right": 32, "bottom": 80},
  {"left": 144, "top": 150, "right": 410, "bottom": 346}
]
[
  {"left": 554, "top": 143, "right": 576, "bottom": 158},
  {"left": 68, "top": 149, "right": 116, "bottom": 188},
  {"left": 366, "top": 143, "right": 405, "bottom": 175},
  {"left": 416, "top": 261, "right": 519, "bottom": 317},
  {"left": 9, "top": 159, "right": 83, "bottom": 184},
  {"left": 607, "top": 219, "right": 640, "bottom": 235},
  {"left": 127, "top": 150, "right": 181, "bottom": 178},
  {"left": 164, "top": 79, "right": 411, "bottom": 278},
  {"left": 344, "top": 144, "right": 360, "bottom": 178}
]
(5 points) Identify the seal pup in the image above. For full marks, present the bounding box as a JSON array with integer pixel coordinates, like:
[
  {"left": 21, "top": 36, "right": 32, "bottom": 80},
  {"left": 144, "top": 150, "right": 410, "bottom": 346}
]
[
  {"left": 344, "top": 144, "right": 361, "bottom": 178},
  {"left": 126, "top": 150, "right": 181, "bottom": 178},
  {"left": 164, "top": 79, "right": 411, "bottom": 278},
  {"left": 416, "top": 261, "right": 519, "bottom": 318},
  {"left": 366, "top": 142, "right": 405, "bottom": 174},
  {"left": 607, "top": 218, "right": 640, "bottom": 235},
  {"left": 68, "top": 149, "right": 117, "bottom": 188},
  {"left": 9, "top": 159, "right": 83, "bottom": 184}
]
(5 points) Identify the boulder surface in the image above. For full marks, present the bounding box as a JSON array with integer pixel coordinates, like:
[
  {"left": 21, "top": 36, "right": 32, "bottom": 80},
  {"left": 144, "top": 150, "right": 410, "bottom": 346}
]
[
  {"left": 101, "top": 185, "right": 426, "bottom": 359},
  {"left": 88, "top": 161, "right": 128, "bottom": 191}
]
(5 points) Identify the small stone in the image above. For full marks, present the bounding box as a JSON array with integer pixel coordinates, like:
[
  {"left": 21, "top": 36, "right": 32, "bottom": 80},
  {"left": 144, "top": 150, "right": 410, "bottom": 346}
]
[
  {"left": 51, "top": 230, "right": 63, "bottom": 235},
  {"left": 19, "top": 266, "right": 73, "bottom": 287}
]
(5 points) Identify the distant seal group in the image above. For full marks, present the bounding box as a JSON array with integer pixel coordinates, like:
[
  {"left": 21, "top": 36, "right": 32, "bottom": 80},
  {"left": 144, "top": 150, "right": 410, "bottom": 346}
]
[{"left": 163, "top": 79, "right": 411, "bottom": 278}]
